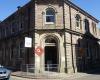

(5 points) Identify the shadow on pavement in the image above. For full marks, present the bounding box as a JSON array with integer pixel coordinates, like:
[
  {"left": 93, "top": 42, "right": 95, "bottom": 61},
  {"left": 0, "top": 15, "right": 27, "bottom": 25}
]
[{"left": 86, "top": 68, "right": 100, "bottom": 75}]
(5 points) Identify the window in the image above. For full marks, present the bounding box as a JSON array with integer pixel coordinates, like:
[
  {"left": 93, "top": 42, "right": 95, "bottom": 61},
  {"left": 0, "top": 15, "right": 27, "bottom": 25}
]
[
  {"left": 11, "top": 21, "right": 17, "bottom": 33},
  {"left": 0, "top": 29, "right": 1, "bottom": 39},
  {"left": 19, "top": 41, "right": 24, "bottom": 58},
  {"left": 84, "top": 19, "right": 90, "bottom": 32},
  {"left": 1, "top": 27, "right": 5, "bottom": 38},
  {"left": 10, "top": 45, "right": 15, "bottom": 59},
  {"left": 0, "top": 49, "right": 3, "bottom": 63},
  {"left": 75, "top": 14, "right": 81, "bottom": 29},
  {"left": 92, "top": 22, "right": 97, "bottom": 34},
  {"left": 6, "top": 26, "right": 11, "bottom": 36},
  {"left": 19, "top": 15, "right": 24, "bottom": 30},
  {"left": 86, "top": 45, "right": 91, "bottom": 58},
  {"left": 4, "top": 28, "right": 6, "bottom": 37},
  {"left": 45, "top": 8, "right": 55, "bottom": 24}
]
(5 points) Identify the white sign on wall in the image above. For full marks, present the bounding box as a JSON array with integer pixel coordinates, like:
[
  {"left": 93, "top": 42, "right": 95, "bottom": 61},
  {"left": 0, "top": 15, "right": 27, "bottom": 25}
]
[{"left": 25, "top": 37, "right": 32, "bottom": 48}]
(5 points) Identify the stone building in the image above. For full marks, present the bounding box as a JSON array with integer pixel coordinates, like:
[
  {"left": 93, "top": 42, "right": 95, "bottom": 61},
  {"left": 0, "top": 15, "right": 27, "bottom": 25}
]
[{"left": 0, "top": 0, "right": 100, "bottom": 73}]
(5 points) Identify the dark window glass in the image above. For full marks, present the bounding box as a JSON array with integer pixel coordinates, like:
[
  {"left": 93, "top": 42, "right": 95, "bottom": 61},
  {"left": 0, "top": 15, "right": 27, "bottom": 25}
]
[
  {"left": 19, "top": 41, "right": 24, "bottom": 58},
  {"left": 84, "top": 19, "right": 89, "bottom": 32},
  {"left": 46, "top": 16, "right": 55, "bottom": 22}
]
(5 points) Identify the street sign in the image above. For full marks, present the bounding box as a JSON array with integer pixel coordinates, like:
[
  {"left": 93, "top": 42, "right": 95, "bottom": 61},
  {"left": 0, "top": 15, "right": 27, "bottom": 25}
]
[
  {"left": 35, "top": 46, "right": 44, "bottom": 56},
  {"left": 25, "top": 37, "right": 32, "bottom": 48}
]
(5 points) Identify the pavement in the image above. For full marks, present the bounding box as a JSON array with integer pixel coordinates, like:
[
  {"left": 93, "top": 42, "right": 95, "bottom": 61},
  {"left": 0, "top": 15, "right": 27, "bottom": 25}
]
[
  {"left": 11, "top": 71, "right": 92, "bottom": 80},
  {"left": 9, "top": 69, "right": 100, "bottom": 80}
]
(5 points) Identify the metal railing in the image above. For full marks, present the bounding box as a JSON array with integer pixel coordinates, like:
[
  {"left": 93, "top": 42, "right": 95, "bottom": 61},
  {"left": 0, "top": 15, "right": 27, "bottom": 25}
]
[
  {"left": 21, "top": 64, "right": 35, "bottom": 73},
  {"left": 21, "top": 64, "right": 59, "bottom": 73},
  {"left": 20, "top": 64, "right": 62, "bottom": 79},
  {"left": 45, "top": 64, "right": 59, "bottom": 72}
]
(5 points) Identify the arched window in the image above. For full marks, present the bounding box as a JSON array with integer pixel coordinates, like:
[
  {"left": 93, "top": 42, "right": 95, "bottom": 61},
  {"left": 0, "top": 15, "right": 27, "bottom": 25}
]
[
  {"left": 75, "top": 14, "right": 81, "bottom": 28},
  {"left": 84, "top": 19, "right": 89, "bottom": 32},
  {"left": 45, "top": 8, "right": 55, "bottom": 23}
]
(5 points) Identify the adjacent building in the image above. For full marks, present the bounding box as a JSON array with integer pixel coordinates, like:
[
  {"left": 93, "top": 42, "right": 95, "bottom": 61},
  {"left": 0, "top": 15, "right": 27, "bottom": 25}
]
[{"left": 0, "top": 0, "right": 100, "bottom": 73}]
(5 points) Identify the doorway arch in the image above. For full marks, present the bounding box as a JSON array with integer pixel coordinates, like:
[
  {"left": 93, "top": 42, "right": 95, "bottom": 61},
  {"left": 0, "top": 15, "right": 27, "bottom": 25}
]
[{"left": 45, "top": 36, "right": 59, "bottom": 72}]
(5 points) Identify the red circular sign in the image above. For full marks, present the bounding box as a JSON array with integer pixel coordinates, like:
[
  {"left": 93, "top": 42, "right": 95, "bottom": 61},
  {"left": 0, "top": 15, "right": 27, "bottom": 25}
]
[{"left": 35, "top": 46, "right": 43, "bottom": 56}]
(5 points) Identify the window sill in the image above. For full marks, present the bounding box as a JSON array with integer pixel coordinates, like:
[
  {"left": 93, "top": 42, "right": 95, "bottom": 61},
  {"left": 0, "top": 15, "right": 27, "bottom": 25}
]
[
  {"left": 76, "top": 27, "right": 81, "bottom": 29},
  {"left": 45, "top": 22, "right": 55, "bottom": 25}
]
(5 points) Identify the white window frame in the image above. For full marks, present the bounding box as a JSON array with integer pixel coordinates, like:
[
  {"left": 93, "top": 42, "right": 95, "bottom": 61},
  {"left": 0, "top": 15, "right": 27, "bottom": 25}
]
[
  {"left": 45, "top": 8, "right": 55, "bottom": 24},
  {"left": 92, "top": 22, "right": 97, "bottom": 35},
  {"left": 75, "top": 14, "right": 81, "bottom": 29}
]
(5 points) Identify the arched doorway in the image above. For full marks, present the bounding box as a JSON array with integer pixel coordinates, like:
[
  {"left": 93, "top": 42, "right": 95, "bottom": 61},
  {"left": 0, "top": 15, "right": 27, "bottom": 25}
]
[{"left": 45, "top": 36, "right": 59, "bottom": 72}]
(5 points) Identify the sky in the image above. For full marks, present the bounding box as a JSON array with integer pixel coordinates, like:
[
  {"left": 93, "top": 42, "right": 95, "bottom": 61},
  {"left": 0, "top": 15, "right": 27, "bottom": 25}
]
[
  {"left": 0, "top": 0, "right": 100, "bottom": 27},
  {"left": 71, "top": 0, "right": 100, "bottom": 27},
  {"left": 0, "top": 0, "right": 30, "bottom": 21}
]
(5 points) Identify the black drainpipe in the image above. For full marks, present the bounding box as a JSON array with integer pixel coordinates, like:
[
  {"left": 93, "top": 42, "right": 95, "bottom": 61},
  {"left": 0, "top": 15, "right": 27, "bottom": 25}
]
[
  {"left": 69, "top": 4, "right": 75, "bottom": 73},
  {"left": 62, "top": 0, "right": 67, "bottom": 73}
]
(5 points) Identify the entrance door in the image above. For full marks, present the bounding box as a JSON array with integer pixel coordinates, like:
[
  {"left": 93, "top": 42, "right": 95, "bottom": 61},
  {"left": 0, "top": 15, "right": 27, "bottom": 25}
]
[{"left": 45, "top": 38, "right": 59, "bottom": 72}]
